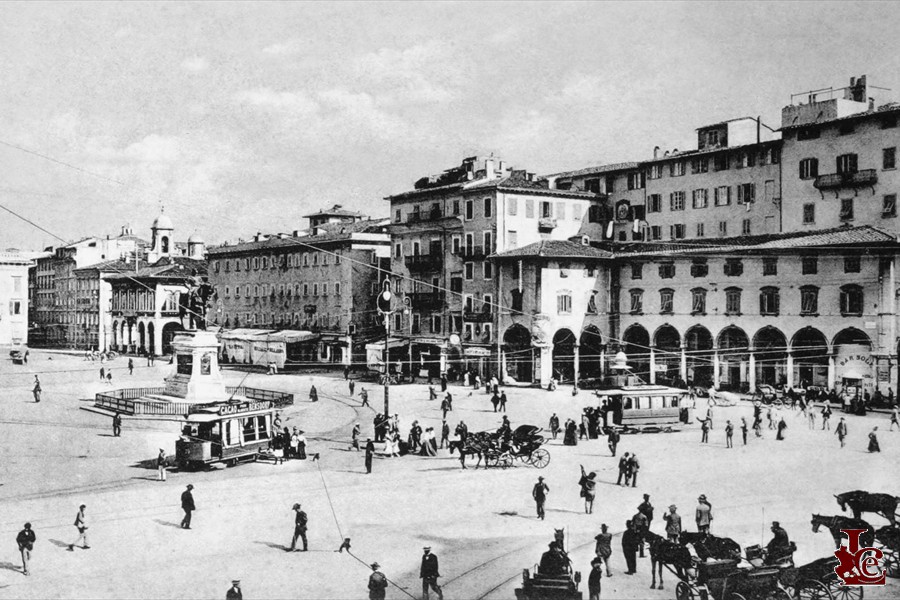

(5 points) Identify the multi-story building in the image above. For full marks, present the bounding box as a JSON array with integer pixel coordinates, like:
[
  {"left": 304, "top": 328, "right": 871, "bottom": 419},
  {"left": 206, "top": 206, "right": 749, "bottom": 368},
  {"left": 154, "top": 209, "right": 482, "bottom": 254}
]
[
  {"left": 385, "top": 156, "right": 598, "bottom": 377},
  {"left": 207, "top": 207, "right": 391, "bottom": 365},
  {"left": 0, "top": 251, "right": 34, "bottom": 347}
]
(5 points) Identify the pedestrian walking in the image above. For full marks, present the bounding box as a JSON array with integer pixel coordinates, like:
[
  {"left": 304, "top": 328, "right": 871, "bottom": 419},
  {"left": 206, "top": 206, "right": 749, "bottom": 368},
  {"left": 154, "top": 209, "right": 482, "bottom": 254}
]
[
  {"left": 440, "top": 397, "right": 450, "bottom": 420},
  {"left": 106, "top": 371, "right": 112, "bottom": 385},
  {"left": 351, "top": 423, "right": 361, "bottom": 451},
  {"left": 439, "top": 421, "right": 450, "bottom": 449},
  {"left": 821, "top": 403, "right": 832, "bottom": 430},
  {"left": 868, "top": 427, "right": 881, "bottom": 452},
  {"left": 490, "top": 392, "right": 500, "bottom": 412},
  {"left": 663, "top": 505, "right": 682, "bottom": 542},
  {"left": 725, "top": 420, "right": 734, "bottom": 448},
  {"left": 16, "top": 523, "right": 35, "bottom": 576},
  {"left": 616, "top": 453, "right": 630, "bottom": 486},
  {"left": 776, "top": 417, "right": 787, "bottom": 441},
  {"left": 440, "top": 373, "right": 447, "bottom": 392},
  {"left": 588, "top": 558, "right": 603, "bottom": 600},
  {"left": 309, "top": 385, "right": 318, "bottom": 403},
  {"left": 157, "top": 448, "right": 167, "bottom": 481},
  {"left": 836, "top": 417, "right": 848, "bottom": 448},
  {"left": 767, "top": 407, "right": 775, "bottom": 430},
  {"left": 696, "top": 495, "right": 713, "bottom": 533},
  {"left": 890, "top": 406, "right": 899, "bottom": 432},
  {"left": 226, "top": 580, "right": 243, "bottom": 600},
  {"left": 499, "top": 391, "right": 507, "bottom": 412},
  {"left": 699, "top": 416, "right": 711, "bottom": 443},
  {"left": 638, "top": 494, "right": 654, "bottom": 530},
  {"left": 100, "top": 367, "right": 105, "bottom": 381},
  {"left": 420, "top": 546, "right": 444, "bottom": 600},
  {"left": 68, "top": 504, "right": 90, "bottom": 550},
  {"left": 32, "top": 375, "right": 41, "bottom": 403},
  {"left": 808, "top": 408, "right": 816, "bottom": 429},
  {"left": 549, "top": 413, "right": 560, "bottom": 440},
  {"left": 180, "top": 484, "right": 195, "bottom": 529},
  {"left": 113, "top": 413, "right": 122, "bottom": 437},
  {"left": 753, "top": 415, "right": 763, "bottom": 438},
  {"left": 532, "top": 476, "right": 549, "bottom": 520},
  {"left": 360, "top": 388, "right": 369, "bottom": 408},
  {"left": 289, "top": 503, "right": 308, "bottom": 551},
  {"left": 594, "top": 524, "right": 613, "bottom": 576},
  {"left": 740, "top": 417, "right": 748, "bottom": 445},
  {"left": 344, "top": 365, "right": 350, "bottom": 380},
  {"left": 365, "top": 439, "right": 374, "bottom": 473},
  {"left": 128, "top": 358, "right": 134, "bottom": 375},
  {"left": 621, "top": 520, "right": 639, "bottom": 575},
  {"left": 445, "top": 392, "right": 453, "bottom": 411},
  {"left": 349, "top": 379, "right": 356, "bottom": 397},
  {"left": 578, "top": 465, "right": 597, "bottom": 514},
  {"left": 607, "top": 428, "right": 620, "bottom": 457},
  {"left": 368, "top": 563, "right": 388, "bottom": 600},
  {"left": 627, "top": 453, "right": 640, "bottom": 488}
]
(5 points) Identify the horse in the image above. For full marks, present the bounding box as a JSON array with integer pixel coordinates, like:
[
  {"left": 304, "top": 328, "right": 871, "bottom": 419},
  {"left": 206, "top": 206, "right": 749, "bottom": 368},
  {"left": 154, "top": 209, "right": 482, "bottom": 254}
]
[
  {"left": 678, "top": 532, "right": 741, "bottom": 561},
  {"left": 835, "top": 490, "right": 899, "bottom": 526},
  {"left": 644, "top": 531, "right": 693, "bottom": 590},
  {"left": 811, "top": 514, "right": 875, "bottom": 549},
  {"left": 461, "top": 431, "right": 500, "bottom": 469},
  {"left": 554, "top": 528, "right": 565, "bottom": 549}
]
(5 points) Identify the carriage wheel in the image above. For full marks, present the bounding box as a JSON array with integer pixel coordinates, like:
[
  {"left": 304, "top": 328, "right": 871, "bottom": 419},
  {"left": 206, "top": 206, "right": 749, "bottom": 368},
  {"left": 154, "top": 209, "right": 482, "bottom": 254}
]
[
  {"left": 773, "top": 399, "right": 784, "bottom": 409},
  {"left": 797, "top": 580, "right": 832, "bottom": 600},
  {"left": 498, "top": 453, "right": 513, "bottom": 469},
  {"left": 763, "top": 588, "right": 792, "bottom": 600},
  {"left": 829, "top": 581, "right": 862, "bottom": 600},
  {"left": 484, "top": 453, "right": 499, "bottom": 468},
  {"left": 885, "top": 549, "right": 900, "bottom": 578},
  {"left": 675, "top": 581, "right": 696, "bottom": 600},
  {"left": 529, "top": 448, "right": 550, "bottom": 469}
]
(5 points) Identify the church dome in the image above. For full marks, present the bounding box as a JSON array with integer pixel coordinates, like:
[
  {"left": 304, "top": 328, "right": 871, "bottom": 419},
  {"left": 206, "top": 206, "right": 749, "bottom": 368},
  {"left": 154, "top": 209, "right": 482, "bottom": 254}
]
[
  {"left": 152, "top": 212, "right": 173, "bottom": 230},
  {"left": 188, "top": 233, "right": 204, "bottom": 244}
]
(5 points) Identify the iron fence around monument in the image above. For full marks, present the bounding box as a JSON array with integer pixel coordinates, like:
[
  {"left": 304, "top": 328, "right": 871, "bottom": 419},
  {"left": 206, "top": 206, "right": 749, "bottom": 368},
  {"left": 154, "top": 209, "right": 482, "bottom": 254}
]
[{"left": 95, "top": 386, "right": 294, "bottom": 415}]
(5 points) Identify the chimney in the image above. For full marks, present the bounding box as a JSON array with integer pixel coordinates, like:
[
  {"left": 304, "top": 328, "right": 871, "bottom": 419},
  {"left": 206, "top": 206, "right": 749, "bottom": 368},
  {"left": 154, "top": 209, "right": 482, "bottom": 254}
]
[
  {"left": 484, "top": 159, "right": 495, "bottom": 179},
  {"left": 672, "top": 148, "right": 678, "bottom": 154},
  {"left": 664, "top": 151, "right": 670, "bottom": 157},
  {"left": 653, "top": 146, "right": 660, "bottom": 159},
  {"left": 546, "top": 176, "right": 558, "bottom": 190},
  {"left": 255, "top": 232, "right": 262, "bottom": 242},
  {"left": 292, "top": 230, "right": 300, "bottom": 237},
  {"left": 499, "top": 160, "right": 507, "bottom": 173}
]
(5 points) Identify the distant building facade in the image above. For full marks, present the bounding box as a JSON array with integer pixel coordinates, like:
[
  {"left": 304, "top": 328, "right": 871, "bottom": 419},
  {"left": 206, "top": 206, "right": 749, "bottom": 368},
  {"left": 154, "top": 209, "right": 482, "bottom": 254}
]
[{"left": 0, "top": 251, "right": 34, "bottom": 346}]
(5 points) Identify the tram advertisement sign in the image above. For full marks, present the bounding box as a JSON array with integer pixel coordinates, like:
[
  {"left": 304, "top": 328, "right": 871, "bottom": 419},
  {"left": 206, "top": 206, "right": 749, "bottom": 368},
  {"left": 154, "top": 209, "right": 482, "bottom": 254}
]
[
  {"left": 834, "top": 528, "right": 885, "bottom": 586},
  {"left": 218, "top": 401, "right": 272, "bottom": 416}
]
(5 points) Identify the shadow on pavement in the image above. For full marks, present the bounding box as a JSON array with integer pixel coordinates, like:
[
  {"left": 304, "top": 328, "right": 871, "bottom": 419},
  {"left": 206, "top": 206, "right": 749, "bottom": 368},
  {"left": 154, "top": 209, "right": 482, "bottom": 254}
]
[
  {"left": 153, "top": 519, "right": 181, "bottom": 529},
  {"left": 254, "top": 541, "right": 291, "bottom": 552},
  {"left": 48, "top": 539, "right": 71, "bottom": 549},
  {"left": 0, "top": 562, "right": 20, "bottom": 573}
]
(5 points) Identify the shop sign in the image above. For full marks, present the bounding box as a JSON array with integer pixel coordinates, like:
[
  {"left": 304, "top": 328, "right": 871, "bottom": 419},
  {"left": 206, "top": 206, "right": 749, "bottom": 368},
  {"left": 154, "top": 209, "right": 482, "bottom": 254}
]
[
  {"left": 464, "top": 347, "right": 492, "bottom": 357},
  {"left": 218, "top": 401, "right": 272, "bottom": 416}
]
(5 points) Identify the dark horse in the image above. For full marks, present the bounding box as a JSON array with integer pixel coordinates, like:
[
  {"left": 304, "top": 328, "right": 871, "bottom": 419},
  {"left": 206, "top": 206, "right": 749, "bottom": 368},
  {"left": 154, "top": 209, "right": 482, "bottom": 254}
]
[
  {"left": 460, "top": 430, "right": 500, "bottom": 468},
  {"left": 811, "top": 514, "right": 875, "bottom": 548},
  {"left": 644, "top": 531, "right": 693, "bottom": 590},
  {"left": 835, "top": 490, "right": 899, "bottom": 526},
  {"left": 679, "top": 531, "right": 741, "bottom": 561}
]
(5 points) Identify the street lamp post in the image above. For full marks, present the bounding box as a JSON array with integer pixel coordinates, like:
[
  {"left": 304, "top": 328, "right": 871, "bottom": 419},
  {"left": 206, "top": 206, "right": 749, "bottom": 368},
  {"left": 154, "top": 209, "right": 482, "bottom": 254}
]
[{"left": 376, "top": 278, "right": 394, "bottom": 416}]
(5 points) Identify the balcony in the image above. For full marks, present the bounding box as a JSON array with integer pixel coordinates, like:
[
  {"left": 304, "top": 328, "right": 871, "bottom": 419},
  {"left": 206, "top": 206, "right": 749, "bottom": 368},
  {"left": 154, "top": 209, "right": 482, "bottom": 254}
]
[
  {"left": 406, "top": 208, "right": 444, "bottom": 223},
  {"left": 814, "top": 169, "right": 877, "bottom": 191},
  {"left": 463, "top": 309, "right": 494, "bottom": 323},
  {"left": 404, "top": 254, "right": 444, "bottom": 272},
  {"left": 407, "top": 292, "right": 445, "bottom": 310},
  {"left": 459, "top": 245, "right": 485, "bottom": 260},
  {"left": 538, "top": 217, "right": 558, "bottom": 231}
]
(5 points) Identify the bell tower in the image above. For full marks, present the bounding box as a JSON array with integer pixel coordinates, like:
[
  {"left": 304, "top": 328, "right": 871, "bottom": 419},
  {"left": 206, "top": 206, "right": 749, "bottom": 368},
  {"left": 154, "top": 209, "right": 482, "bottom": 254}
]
[{"left": 149, "top": 208, "right": 175, "bottom": 262}]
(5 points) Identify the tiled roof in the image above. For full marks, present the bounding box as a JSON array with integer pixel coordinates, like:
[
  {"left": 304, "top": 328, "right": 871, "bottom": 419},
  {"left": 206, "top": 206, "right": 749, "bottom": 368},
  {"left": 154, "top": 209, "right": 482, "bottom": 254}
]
[
  {"left": 106, "top": 256, "right": 207, "bottom": 280},
  {"left": 207, "top": 219, "right": 389, "bottom": 255},
  {"left": 780, "top": 103, "right": 900, "bottom": 131},
  {"left": 543, "top": 162, "right": 640, "bottom": 179},
  {"left": 492, "top": 240, "right": 614, "bottom": 260},
  {"left": 303, "top": 204, "right": 363, "bottom": 218},
  {"left": 385, "top": 182, "right": 465, "bottom": 201},
  {"left": 463, "top": 175, "right": 597, "bottom": 198}
]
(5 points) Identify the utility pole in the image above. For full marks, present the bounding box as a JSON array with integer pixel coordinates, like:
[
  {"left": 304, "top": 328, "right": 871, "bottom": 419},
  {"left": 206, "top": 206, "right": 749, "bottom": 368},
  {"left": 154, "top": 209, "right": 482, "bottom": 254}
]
[{"left": 376, "top": 278, "right": 393, "bottom": 416}]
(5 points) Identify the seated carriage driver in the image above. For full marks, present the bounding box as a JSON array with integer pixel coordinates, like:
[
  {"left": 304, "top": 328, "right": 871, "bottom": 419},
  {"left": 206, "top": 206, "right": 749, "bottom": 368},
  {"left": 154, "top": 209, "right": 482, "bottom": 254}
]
[
  {"left": 539, "top": 542, "right": 570, "bottom": 576},
  {"left": 764, "top": 521, "right": 794, "bottom": 565}
]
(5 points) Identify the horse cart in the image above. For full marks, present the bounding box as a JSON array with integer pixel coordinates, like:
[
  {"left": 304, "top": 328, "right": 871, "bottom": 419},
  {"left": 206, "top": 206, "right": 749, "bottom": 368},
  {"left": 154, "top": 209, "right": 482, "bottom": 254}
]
[
  {"left": 465, "top": 425, "right": 551, "bottom": 469},
  {"left": 780, "top": 556, "right": 862, "bottom": 600},
  {"left": 675, "top": 558, "right": 793, "bottom": 600}
]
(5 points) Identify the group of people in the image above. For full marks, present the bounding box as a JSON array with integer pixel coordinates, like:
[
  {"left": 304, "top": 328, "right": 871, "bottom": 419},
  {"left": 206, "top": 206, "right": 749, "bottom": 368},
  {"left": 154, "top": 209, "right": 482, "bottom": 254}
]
[{"left": 268, "top": 422, "right": 308, "bottom": 463}]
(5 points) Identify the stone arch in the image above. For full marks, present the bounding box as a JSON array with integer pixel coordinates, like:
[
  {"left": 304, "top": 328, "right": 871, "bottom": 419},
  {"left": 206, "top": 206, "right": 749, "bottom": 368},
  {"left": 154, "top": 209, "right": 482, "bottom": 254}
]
[
  {"left": 161, "top": 321, "right": 184, "bottom": 355},
  {"left": 791, "top": 327, "right": 829, "bottom": 388},
  {"left": 579, "top": 325, "right": 604, "bottom": 380},
  {"left": 503, "top": 324, "right": 533, "bottom": 383},
  {"left": 753, "top": 326, "right": 788, "bottom": 387},
  {"left": 622, "top": 324, "right": 650, "bottom": 382},
  {"left": 138, "top": 322, "right": 146, "bottom": 354},
  {"left": 717, "top": 326, "right": 750, "bottom": 391},
  {"left": 147, "top": 322, "right": 156, "bottom": 356},
  {"left": 685, "top": 324, "right": 713, "bottom": 387},
  {"left": 552, "top": 328, "right": 577, "bottom": 383},
  {"left": 653, "top": 324, "right": 681, "bottom": 385},
  {"left": 833, "top": 327, "right": 873, "bottom": 393},
  {"left": 111, "top": 320, "right": 118, "bottom": 349}
]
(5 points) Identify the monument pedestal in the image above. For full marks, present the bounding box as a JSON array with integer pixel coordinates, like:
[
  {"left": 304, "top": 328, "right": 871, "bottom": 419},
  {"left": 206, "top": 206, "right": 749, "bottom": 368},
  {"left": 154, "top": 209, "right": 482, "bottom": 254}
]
[{"left": 163, "top": 330, "right": 228, "bottom": 403}]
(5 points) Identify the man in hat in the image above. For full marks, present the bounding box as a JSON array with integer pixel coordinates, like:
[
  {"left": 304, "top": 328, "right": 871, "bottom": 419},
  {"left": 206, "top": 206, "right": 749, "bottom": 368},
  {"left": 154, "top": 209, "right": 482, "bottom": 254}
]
[
  {"left": 765, "top": 521, "right": 792, "bottom": 565},
  {"left": 226, "top": 580, "right": 242, "bottom": 600},
  {"left": 626, "top": 453, "right": 640, "bottom": 488},
  {"left": 663, "top": 504, "right": 682, "bottom": 541},
  {"left": 181, "top": 485, "right": 195, "bottom": 529},
  {"left": 532, "top": 476, "right": 549, "bottom": 520},
  {"left": 368, "top": 562, "right": 388, "bottom": 600},
  {"left": 539, "top": 542, "right": 568, "bottom": 576},
  {"left": 365, "top": 438, "right": 375, "bottom": 474},
  {"left": 638, "top": 494, "right": 654, "bottom": 530},
  {"left": 725, "top": 420, "right": 734, "bottom": 448},
  {"left": 157, "top": 448, "right": 167, "bottom": 481},
  {"left": 621, "top": 520, "right": 639, "bottom": 575},
  {"left": 351, "top": 423, "right": 361, "bottom": 451},
  {"left": 32, "top": 375, "right": 41, "bottom": 403},
  {"left": 616, "top": 453, "right": 630, "bottom": 486},
  {"left": 68, "top": 504, "right": 89, "bottom": 550},
  {"left": 696, "top": 495, "right": 712, "bottom": 534},
  {"left": 290, "top": 503, "right": 308, "bottom": 551},
  {"left": 594, "top": 524, "right": 613, "bottom": 576},
  {"left": 420, "top": 546, "right": 443, "bottom": 600},
  {"left": 16, "top": 522, "right": 35, "bottom": 576},
  {"left": 588, "top": 557, "right": 603, "bottom": 600},
  {"left": 835, "top": 417, "right": 848, "bottom": 448},
  {"left": 632, "top": 506, "right": 649, "bottom": 558}
]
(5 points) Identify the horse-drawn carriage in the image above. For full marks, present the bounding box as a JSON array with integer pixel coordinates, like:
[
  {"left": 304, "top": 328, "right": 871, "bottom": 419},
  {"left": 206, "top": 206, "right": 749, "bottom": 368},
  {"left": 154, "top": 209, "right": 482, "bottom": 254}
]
[
  {"left": 463, "top": 425, "right": 550, "bottom": 469},
  {"left": 515, "top": 539, "right": 582, "bottom": 600}
]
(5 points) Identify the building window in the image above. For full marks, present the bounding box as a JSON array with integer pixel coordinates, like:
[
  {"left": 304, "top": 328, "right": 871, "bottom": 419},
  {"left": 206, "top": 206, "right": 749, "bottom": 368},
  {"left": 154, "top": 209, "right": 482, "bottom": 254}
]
[
  {"left": 801, "top": 256, "right": 818, "bottom": 275},
  {"left": 483, "top": 261, "right": 493, "bottom": 279},
  {"left": 507, "top": 230, "right": 518, "bottom": 248},
  {"left": 840, "top": 285, "right": 863, "bottom": 316},
  {"left": 430, "top": 315, "right": 442, "bottom": 334},
  {"left": 836, "top": 153, "right": 858, "bottom": 175},
  {"left": 321, "top": 283, "right": 328, "bottom": 296},
  {"left": 659, "top": 288, "right": 674, "bottom": 314},
  {"left": 648, "top": 164, "right": 664, "bottom": 179},
  {"left": 696, "top": 222, "right": 704, "bottom": 237},
  {"left": 540, "top": 201, "right": 552, "bottom": 218},
  {"left": 452, "top": 200, "right": 460, "bottom": 216},
  {"left": 762, "top": 257, "right": 777, "bottom": 275},
  {"left": 691, "top": 288, "right": 707, "bottom": 315},
  {"left": 508, "top": 197, "right": 518, "bottom": 215},
  {"left": 312, "top": 283, "right": 318, "bottom": 296},
  {"left": 737, "top": 183, "right": 755, "bottom": 204},
  {"left": 883, "top": 194, "right": 897, "bottom": 218},
  {"left": 713, "top": 154, "right": 729, "bottom": 172},
  {"left": 884, "top": 147, "right": 896, "bottom": 170},
  {"left": 759, "top": 287, "right": 780, "bottom": 316},
  {"left": 627, "top": 172, "right": 645, "bottom": 190},
  {"left": 659, "top": 262, "right": 675, "bottom": 279},
  {"left": 394, "top": 244, "right": 402, "bottom": 259},
  {"left": 670, "top": 191, "right": 685, "bottom": 211},
  {"left": 670, "top": 224, "right": 686, "bottom": 239},
  {"left": 465, "top": 199, "right": 474, "bottom": 220},
  {"left": 690, "top": 259, "right": 708, "bottom": 277},
  {"left": 557, "top": 293, "right": 572, "bottom": 314},
  {"left": 451, "top": 235, "right": 461, "bottom": 254},
  {"left": 718, "top": 221, "right": 728, "bottom": 237},
  {"left": 647, "top": 194, "right": 662, "bottom": 213},
  {"left": 631, "top": 263, "right": 643, "bottom": 280},
  {"left": 714, "top": 186, "right": 731, "bottom": 206},
  {"left": 303, "top": 284, "right": 309, "bottom": 296},
  {"left": 525, "top": 198, "right": 534, "bottom": 218},
  {"left": 840, "top": 198, "right": 854, "bottom": 221},
  {"left": 484, "top": 197, "right": 492, "bottom": 218},
  {"left": 725, "top": 287, "right": 742, "bottom": 315},
  {"left": 464, "top": 263, "right": 474, "bottom": 280},
  {"left": 691, "top": 157, "right": 709, "bottom": 174},
  {"left": 800, "top": 285, "right": 818, "bottom": 315},
  {"left": 797, "top": 127, "right": 820, "bottom": 141},
  {"left": 842, "top": 255, "right": 861, "bottom": 274},
  {"left": 692, "top": 189, "right": 709, "bottom": 209},
  {"left": 649, "top": 226, "right": 662, "bottom": 240},
  {"left": 741, "top": 219, "right": 751, "bottom": 235},
  {"left": 450, "top": 276, "right": 462, "bottom": 292},
  {"left": 670, "top": 161, "right": 685, "bottom": 177},
  {"left": 882, "top": 116, "right": 898, "bottom": 129},
  {"left": 556, "top": 202, "right": 566, "bottom": 220},
  {"left": 724, "top": 258, "right": 743, "bottom": 276},
  {"left": 803, "top": 203, "right": 816, "bottom": 224},
  {"left": 585, "top": 178, "right": 601, "bottom": 192},
  {"left": 629, "top": 289, "right": 643, "bottom": 314},
  {"left": 799, "top": 158, "right": 819, "bottom": 179},
  {"left": 838, "top": 122, "right": 855, "bottom": 136}
]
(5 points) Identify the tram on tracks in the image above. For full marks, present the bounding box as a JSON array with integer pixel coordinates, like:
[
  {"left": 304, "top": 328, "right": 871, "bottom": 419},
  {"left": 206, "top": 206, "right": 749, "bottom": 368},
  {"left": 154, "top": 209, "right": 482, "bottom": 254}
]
[
  {"left": 594, "top": 384, "right": 693, "bottom": 433},
  {"left": 175, "top": 400, "right": 277, "bottom": 470}
]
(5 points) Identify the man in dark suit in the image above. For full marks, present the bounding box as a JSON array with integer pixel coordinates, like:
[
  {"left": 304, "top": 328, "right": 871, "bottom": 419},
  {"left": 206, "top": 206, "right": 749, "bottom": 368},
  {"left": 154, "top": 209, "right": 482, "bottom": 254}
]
[
  {"left": 420, "top": 546, "right": 443, "bottom": 600},
  {"left": 290, "top": 503, "right": 308, "bottom": 551},
  {"left": 365, "top": 439, "right": 375, "bottom": 474},
  {"left": 181, "top": 485, "right": 195, "bottom": 529}
]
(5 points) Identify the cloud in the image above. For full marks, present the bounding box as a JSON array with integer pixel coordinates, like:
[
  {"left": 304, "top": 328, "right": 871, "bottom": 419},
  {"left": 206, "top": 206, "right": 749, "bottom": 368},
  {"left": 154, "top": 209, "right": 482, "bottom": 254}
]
[
  {"left": 261, "top": 39, "right": 305, "bottom": 56},
  {"left": 180, "top": 56, "right": 209, "bottom": 72},
  {"left": 114, "top": 26, "right": 133, "bottom": 39},
  {"left": 234, "top": 87, "right": 319, "bottom": 115},
  {"left": 354, "top": 40, "right": 464, "bottom": 105}
]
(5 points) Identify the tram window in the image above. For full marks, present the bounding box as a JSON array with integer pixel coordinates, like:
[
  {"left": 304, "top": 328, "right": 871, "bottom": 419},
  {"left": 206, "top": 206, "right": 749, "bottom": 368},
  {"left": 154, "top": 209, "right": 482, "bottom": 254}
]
[
  {"left": 256, "top": 415, "right": 269, "bottom": 439},
  {"left": 624, "top": 397, "right": 634, "bottom": 410},
  {"left": 225, "top": 419, "right": 235, "bottom": 446},
  {"left": 242, "top": 418, "right": 258, "bottom": 442},
  {"left": 651, "top": 396, "right": 663, "bottom": 409}
]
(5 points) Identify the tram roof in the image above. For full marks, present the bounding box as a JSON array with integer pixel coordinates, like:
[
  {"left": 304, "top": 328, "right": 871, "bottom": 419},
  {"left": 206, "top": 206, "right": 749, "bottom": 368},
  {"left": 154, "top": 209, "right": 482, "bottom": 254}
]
[{"left": 596, "top": 385, "right": 687, "bottom": 396}]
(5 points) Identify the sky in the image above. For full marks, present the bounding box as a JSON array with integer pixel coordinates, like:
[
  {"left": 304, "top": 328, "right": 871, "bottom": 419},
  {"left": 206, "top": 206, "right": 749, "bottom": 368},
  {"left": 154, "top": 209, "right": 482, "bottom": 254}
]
[{"left": 1, "top": 1, "right": 898, "bottom": 250}]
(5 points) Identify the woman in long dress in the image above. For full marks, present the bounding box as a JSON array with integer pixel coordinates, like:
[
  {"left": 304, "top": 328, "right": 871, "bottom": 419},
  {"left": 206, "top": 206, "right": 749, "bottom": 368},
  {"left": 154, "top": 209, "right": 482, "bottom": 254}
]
[
  {"left": 579, "top": 465, "right": 597, "bottom": 514},
  {"left": 297, "top": 431, "right": 307, "bottom": 459},
  {"left": 563, "top": 419, "right": 578, "bottom": 446},
  {"left": 868, "top": 427, "right": 881, "bottom": 452}
]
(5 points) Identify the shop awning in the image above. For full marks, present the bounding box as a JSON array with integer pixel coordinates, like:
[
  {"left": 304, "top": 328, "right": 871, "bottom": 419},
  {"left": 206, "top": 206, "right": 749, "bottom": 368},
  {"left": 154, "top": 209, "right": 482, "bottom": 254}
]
[
  {"left": 219, "top": 328, "right": 277, "bottom": 341},
  {"left": 365, "top": 338, "right": 408, "bottom": 351},
  {"left": 269, "top": 330, "right": 319, "bottom": 344},
  {"left": 841, "top": 371, "right": 865, "bottom": 380}
]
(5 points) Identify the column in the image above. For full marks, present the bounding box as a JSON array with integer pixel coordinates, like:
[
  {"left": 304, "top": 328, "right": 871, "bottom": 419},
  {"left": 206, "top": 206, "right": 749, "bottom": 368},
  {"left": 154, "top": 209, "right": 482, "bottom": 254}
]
[
  {"left": 539, "top": 346, "right": 553, "bottom": 388},
  {"left": 439, "top": 346, "right": 448, "bottom": 374},
  {"left": 499, "top": 350, "right": 507, "bottom": 383},
  {"left": 749, "top": 353, "right": 757, "bottom": 391},
  {"left": 599, "top": 346, "right": 606, "bottom": 377},
  {"left": 827, "top": 354, "right": 835, "bottom": 389},
  {"left": 680, "top": 346, "right": 688, "bottom": 383},
  {"left": 573, "top": 344, "right": 580, "bottom": 388},
  {"left": 649, "top": 347, "right": 657, "bottom": 384},
  {"left": 786, "top": 352, "right": 794, "bottom": 388},
  {"left": 713, "top": 350, "right": 721, "bottom": 388}
]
